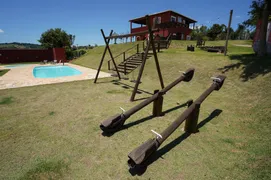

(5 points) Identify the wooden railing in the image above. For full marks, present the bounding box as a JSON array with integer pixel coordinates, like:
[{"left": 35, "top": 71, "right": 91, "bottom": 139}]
[{"left": 107, "top": 43, "right": 141, "bottom": 70}]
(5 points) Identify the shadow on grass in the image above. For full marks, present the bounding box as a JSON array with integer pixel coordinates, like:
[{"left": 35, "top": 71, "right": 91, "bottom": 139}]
[
  {"left": 19, "top": 159, "right": 69, "bottom": 180},
  {"left": 112, "top": 81, "right": 154, "bottom": 96},
  {"left": 102, "top": 102, "right": 189, "bottom": 137},
  {"left": 0, "top": 96, "right": 13, "bottom": 105},
  {"left": 123, "top": 101, "right": 189, "bottom": 130},
  {"left": 129, "top": 109, "right": 222, "bottom": 176},
  {"left": 218, "top": 54, "right": 271, "bottom": 81}
]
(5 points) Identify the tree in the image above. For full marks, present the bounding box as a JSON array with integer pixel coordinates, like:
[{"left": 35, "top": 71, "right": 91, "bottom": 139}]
[
  {"left": 258, "top": 0, "right": 271, "bottom": 56},
  {"left": 233, "top": 24, "right": 246, "bottom": 39},
  {"left": 39, "top": 28, "right": 75, "bottom": 48},
  {"left": 243, "top": 0, "right": 265, "bottom": 28},
  {"left": 69, "top": 34, "right": 76, "bottom": 46},
  {"left": 207, "top": 24, "right": 223, "bottom": 40},
  {"left": 191, "top": 25, "right": 208, "bottom": 40},
  {"left": 216, "top": 24, "right": 227, "bottom": 40},
  {"left": 228, "top": 27, "right": 235, "bottom": 40}
]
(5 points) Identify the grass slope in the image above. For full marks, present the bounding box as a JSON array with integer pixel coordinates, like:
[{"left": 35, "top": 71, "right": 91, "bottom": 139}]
[
  {"left": 0, "top": 69, "right": 10, "bottom": 76},
  {"left": 0, "top": 40, "right": 270, "bottom": 180}
]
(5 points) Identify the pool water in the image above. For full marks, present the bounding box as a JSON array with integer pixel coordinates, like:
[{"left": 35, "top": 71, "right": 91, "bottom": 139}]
[
  {"left": 33, "top": 66, "right": 82, "bottom": 78},
  {"left": 5, "top": 64, "right": 32, "bottom": 68}
]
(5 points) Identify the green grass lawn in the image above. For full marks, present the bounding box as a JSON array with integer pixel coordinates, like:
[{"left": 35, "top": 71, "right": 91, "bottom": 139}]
[
  {"left": 0, "top": 40, "right": 270, "bottom": 180},
  {"left": 0, "top": 69, "right": 10, "bottom": 76}
]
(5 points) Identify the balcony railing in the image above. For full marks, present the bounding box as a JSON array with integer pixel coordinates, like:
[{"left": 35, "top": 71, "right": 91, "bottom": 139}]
[
  {"left": 155, "top": 21, "right": 190, "bottom": 29},
  {"left": 131, "top": 26, "right": 148, "bottom": 34}
]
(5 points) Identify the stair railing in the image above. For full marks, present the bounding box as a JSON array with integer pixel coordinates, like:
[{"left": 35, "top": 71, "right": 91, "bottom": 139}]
[{"left": 108, "top": 43, "right": 140, "bottom": 70}]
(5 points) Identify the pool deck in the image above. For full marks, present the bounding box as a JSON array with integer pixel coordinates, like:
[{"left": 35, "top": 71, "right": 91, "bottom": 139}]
[{"left": 0, "top": 63, "right": 111, "bottom": 90}]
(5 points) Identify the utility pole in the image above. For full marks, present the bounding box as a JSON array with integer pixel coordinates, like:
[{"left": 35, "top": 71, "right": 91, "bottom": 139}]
[{"left": 224, "top": 9, "right": 233, "bottom": 56}]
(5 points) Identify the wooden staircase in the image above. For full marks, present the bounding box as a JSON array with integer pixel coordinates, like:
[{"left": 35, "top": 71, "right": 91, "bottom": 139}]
[
  {"left": 108, "top": 34, "right": 172, "bottom": 76},
  {"left": 150, "top": 33, "right": 172, "bottom": 51},
  {"left": 112, "top": 52, "right": 152, "bottom": 75}
]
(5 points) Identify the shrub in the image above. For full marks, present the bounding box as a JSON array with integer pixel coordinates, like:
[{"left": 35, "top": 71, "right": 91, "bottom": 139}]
[
  {"left": 79, "top": 50, "right": 86, "bottom": 55},
  {"left": 65, "top": 48, "right": 74, "bottom": 60}
]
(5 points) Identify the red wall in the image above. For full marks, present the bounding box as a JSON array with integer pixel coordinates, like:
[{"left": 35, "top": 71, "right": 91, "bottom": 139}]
[
  {"left": 0, "top": 48, "right": 66, "bottom": 64},
  {"left": 53, "top": 48, "right": 66, "bottom": 63}
]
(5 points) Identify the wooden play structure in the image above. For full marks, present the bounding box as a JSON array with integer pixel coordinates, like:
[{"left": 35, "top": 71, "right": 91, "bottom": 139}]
[
  {"left": 94, "top": 15, "right": 170, "bottom": 101},
  {"left": 127, "top": 75, "right": 226, "bottom": 168},
  {"left": 100, "top": 68, "right": 195, "bottom": 133}
]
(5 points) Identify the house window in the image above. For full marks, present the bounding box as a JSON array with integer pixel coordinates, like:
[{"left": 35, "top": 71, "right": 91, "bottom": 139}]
[
  {"left": 171, "top": 16, "right": 176, "bottom": 22},
  {"left": 178, "top": 16, "right": 182, "bottom": 23},
  {"left": 153, "top": 17, "right": 161, "bottom": 24},
  {"left": 183, "top": 19, "right": 186, "bottom": 24}
]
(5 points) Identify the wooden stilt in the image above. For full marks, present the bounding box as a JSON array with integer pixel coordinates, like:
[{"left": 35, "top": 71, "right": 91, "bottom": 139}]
[
  {"left": 130, "top": 15, "right": 165, "bottom": 101},
  {"left": 130, "top": 36, "right": 151, "bottom": 101},
  {"left": 148, "top": 17, "right": 164, "bottom": 89},
  {"left": 94, "top": 30, "right": 113, "bottom": 83},
  {"left": 102, "top": 30, "right": 121, "bottom": 80},
  {"left": 94, "top": 29, "right": 121, "bottom": 83},
  {"left": 152, "top": 90, "right": 164, "bottom": 117},
  {"left": 184, "top": 102, "right": 200, "bottom": 133}
]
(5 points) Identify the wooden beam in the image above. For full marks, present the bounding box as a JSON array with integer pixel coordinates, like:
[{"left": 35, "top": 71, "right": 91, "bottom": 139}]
[{"left": 105, "top": 29, "right": 159, "bottom": 39}]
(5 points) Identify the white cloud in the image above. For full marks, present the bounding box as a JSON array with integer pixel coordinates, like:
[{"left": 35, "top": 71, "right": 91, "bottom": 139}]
[{"left": 0, "top": 29, "right": 4, "bottom": 33}]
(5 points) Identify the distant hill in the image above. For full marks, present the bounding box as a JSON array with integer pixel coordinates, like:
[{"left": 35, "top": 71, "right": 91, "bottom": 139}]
[{"left": 0, "top": 42, "right": 43, "bottom": 49}]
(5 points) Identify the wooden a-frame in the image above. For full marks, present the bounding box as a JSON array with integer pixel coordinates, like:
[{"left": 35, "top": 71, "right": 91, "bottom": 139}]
[
  {"left": 94, "top": 15, "right": 164, "bottom": 102},
  {"left": 94, "top": 30, "right": 121, "bottom": 83},
  {"left": 130, "top": 15, "right": 164, "bottom": 101}
]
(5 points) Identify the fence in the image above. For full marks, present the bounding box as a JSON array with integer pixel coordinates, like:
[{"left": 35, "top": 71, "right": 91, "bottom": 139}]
[{"left": 0, "top": 48, "right": 66, "bottom": 64}]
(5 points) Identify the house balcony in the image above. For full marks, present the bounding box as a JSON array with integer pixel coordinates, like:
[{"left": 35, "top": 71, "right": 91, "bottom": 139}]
[
  {"left": 156, "top": 21, "right": 192, "bottom": 29},
  {"left": 131, "top": 26, "right": 148, "bottom": 34}
]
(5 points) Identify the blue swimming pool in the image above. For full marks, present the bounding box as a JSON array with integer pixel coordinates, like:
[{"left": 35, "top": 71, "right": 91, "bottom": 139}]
[{"left": 33, "top": 66, "right": 82, "bottom": 78}]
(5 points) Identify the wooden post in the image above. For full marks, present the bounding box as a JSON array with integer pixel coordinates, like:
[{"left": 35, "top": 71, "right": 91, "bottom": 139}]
[
  {"left": 108, "top": 60, "right": 110, "bottom": 70},
  {"left": 130, "top": 22, "right": 132, "bottom": 42},
  {"left": 184, "top": 102, "right": 200, "bottom": 133},
  {"left": 124, "top": 62, "right": 127, "bottom": 75},
  {"left": 224, "top": 10, "right": 233, "bottom": 56},
  {"left": 152, "top": 90, "right": 164, "bottom": 117},
  {"left": 123, "top": 52, "right": 125, "bottom": 62},
  {"left": 158, "top": 42, "right": 160, "bottom": 52},
  {"left": 130, "top": 38, "right": 150, "bottom": 101},
  {"left": 148, "top": 16, "right": 164, "bottom": 89}
]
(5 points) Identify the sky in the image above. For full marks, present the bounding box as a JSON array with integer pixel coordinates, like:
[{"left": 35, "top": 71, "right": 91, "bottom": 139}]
[{"left": 0, "top": 0, "right": 252, "bottom": 45}]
